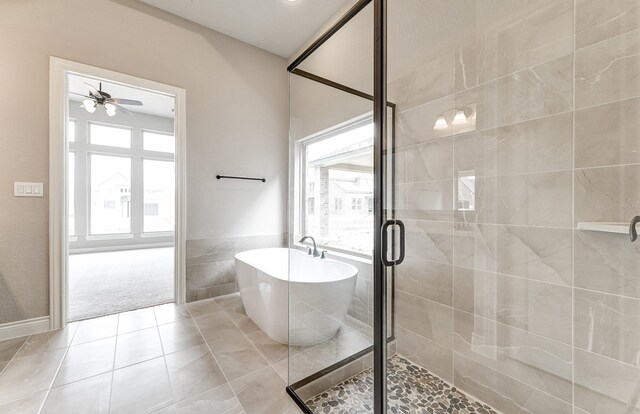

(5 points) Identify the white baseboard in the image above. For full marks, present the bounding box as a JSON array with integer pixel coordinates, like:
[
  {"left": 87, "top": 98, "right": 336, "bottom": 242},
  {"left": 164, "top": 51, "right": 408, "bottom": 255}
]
[{"left": 0, "top": 316, "right": 50, "bottom": 341}]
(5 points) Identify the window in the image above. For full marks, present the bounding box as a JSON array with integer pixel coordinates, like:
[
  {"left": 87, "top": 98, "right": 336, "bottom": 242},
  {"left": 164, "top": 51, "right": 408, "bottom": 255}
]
[
  {"left": 143, "top": 159, "right": 175, "bottom": 233},
  {"left": 300, "top": 121, "right": 373, "bottom": 255},
  {"left": 143, "top": 131, "right": 175, "bottom": 153},
  {"left": 308, "top": 197, "right": 315, "bottom": 215},
  {"left": 457, "top": 170, "right": 476, "bottom": 211},
  {"left": 90, "top": 154, "right": 132, "bottom": 235},
  {"left": 90, "top": 123, "right": 131, "bottom": 148},
  {"left": 68, "top": 151, "right": 75, "bottom": 236},
  {"left": 68, "top": 120, "right": 76, "bottom": 142}
]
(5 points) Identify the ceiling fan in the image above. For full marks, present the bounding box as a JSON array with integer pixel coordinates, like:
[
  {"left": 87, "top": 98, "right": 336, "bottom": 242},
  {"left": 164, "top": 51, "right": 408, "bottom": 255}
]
[{"left": 71, "top": 82, "right": 143, "bottom": 117}]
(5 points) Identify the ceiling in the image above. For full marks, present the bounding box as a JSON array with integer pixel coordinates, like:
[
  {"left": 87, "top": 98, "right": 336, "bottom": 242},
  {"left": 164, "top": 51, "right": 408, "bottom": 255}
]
[
  {"left": 68, "top": 74, "right": 175, "bottom": 118},
  {"left": 137, "top": 0, "right": 351, "bottom": 58}
]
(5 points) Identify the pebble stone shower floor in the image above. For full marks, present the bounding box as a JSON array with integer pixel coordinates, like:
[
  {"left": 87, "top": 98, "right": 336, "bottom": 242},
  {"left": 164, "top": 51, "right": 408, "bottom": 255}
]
[{"left": 305, "top": 355, "right": 499, "bottom": 414}]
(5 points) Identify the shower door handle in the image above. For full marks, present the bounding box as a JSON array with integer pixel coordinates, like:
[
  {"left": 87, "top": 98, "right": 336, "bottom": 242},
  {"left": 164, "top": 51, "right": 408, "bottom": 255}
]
[
  {"left": 630, "top": 216, "right": 640, "bottom": 242},
  {"left": 381, "top": 219, "right": 405, "bottom": 266}
]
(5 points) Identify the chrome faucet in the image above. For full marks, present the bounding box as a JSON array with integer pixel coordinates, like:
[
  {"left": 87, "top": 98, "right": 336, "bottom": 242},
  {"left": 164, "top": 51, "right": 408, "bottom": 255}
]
[{"left": 299, "top": 236, "right": 321, "bottom": 258}]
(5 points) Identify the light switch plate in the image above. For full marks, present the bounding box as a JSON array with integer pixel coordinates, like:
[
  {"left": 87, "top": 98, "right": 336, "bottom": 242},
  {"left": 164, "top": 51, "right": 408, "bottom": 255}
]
[{"left": 14, "top": 182, "right": 44, "bottom": 197}]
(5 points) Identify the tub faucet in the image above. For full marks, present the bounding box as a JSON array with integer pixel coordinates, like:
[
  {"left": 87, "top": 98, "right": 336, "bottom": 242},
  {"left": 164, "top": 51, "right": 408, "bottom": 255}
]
[{"left": 299, "top": 236, "right": 320, "bottom": 257}]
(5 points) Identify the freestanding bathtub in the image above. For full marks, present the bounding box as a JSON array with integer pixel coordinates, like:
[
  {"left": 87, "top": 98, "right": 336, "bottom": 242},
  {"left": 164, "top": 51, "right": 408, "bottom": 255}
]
[{"left": 235, "top": 248, "right": 358, "bottom": 346}]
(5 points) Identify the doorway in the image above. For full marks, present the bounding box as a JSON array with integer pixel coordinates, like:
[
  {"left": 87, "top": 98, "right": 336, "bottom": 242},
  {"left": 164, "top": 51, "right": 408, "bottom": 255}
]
[{"left": 50, "top": 58, "right": 186, "bottom": 328}]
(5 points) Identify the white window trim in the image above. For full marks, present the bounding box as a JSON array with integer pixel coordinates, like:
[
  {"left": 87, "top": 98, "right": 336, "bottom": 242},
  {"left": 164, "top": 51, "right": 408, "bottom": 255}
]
[
  {"left": 49, "top": 57, "right": 187, "bottom": 330},
  {"left": 295, "top": 114, "right": 374, "bottom": 260}
]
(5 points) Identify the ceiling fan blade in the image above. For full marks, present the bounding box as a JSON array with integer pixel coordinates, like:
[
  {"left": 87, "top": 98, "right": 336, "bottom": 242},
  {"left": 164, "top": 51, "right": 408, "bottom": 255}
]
[
  {"left": 84, "top": 82, "right": 102, "bottom": 98},
  {"left": 110, "top": 98, "right": 143, "bottom": 106},
  {"left": 69, "top": 92, "right": 92, "bottom": 99},
  {"left": 113, "top": 103, "right": 134, "bottom": 116}
]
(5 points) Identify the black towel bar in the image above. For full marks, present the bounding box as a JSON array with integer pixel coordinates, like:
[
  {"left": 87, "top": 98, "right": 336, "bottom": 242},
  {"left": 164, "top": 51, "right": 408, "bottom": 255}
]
[{"left": 216, "top": 175, "right": 266, "bottom": 182}]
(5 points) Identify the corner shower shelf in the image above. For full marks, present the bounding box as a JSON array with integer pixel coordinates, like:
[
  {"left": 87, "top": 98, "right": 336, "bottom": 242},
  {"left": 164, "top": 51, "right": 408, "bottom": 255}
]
[{"left": 577, "top": 222, "right": 628, "bottom": 235}]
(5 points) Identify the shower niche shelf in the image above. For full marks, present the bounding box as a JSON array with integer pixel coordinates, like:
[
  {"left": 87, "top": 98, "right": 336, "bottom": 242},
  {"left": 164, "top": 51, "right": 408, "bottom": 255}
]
[{"left": 577, "top": 222, "right": 628, "bottom": 235}]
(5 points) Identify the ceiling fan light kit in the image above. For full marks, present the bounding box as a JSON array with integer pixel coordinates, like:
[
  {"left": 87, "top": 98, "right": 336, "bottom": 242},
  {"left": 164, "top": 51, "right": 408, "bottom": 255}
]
[{"left": 75, "top": 82, "right": 144, "bottom": 117}]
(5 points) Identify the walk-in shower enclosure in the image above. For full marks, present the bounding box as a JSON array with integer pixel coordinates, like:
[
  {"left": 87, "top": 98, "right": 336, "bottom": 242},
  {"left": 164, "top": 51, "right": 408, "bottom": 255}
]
[{"left": 287, "top": 0, "right": 640, "bottom": 413}]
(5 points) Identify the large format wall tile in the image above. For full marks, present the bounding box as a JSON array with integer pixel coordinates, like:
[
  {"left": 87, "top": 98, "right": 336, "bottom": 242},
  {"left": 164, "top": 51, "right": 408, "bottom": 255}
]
[
  {"left": 395, "top": 257, "right": 453, "bottom": 306},
  {"left": 453, "top": 353, "right": 573, "bottom": 414},
  {"left": 395, "top": 138, "right": 454, "bottom": 183},
  {"left": 396, "top": 326, "right": 453, "bottom": 383},
  {"left": 575, "top": 97, "right": 640, "bottom": 168},
  {"left": 456, "top": 55, "right": 573, "bottom": 132},
  {"left": 388, "top": 52, "right": 454, "bottom": 111},
  {"left": 576, "top": 28, "right": 640, "bottom": 109},
  {"left": 454, "top": 223, "right": 572, "bottom": 285},
  {"left": 574, "top": 289, "right": 640, "bottom": 365},
  {"left": 453, "top": 267, "right": 572, "bottom": 344},
  {"left": 574, "top": 348, "right": 640, "bottom": 413},
  {"left": 457, "top": 171, "right": 573, "bottom": 228},
  {"left": 454, "top": 113, "right": 573, "bottom": 178},
  {"left": 402, "top": 220, "right": 454, "bottom": 264},
  {"left": 474, "top": 0, "right": 574, "bottom": 84},
  {"left": 395, "top": 180, "right": 454, "bottom": 222},
  {"left": 576, "top": 0, "right": 640, "bottom": 49},
  {"left": 575, "top": 164, "right": 640, "bottom": 224},
  {"left": 574, "top": 230, "right": 640, "bottom": 299},
  {"left": 395, "top": 290, "right": 453, "bottom": 348},
  {"left": 454, "top": 309, "right": 573, "bottom": 403}
]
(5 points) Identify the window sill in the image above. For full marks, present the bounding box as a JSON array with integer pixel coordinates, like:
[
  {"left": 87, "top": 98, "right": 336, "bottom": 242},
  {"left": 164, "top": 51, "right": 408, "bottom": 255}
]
[
  {"left": 293, "top": 243, "right": 372, "bottom": 265},
  {"left": 85, "top": 233, "right": 134, "bottom": 241}
]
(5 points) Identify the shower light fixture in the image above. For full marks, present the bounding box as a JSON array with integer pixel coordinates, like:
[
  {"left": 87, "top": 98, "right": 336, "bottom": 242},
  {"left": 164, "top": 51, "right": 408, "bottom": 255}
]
[
  {"left": 433, "top": 115, "right": 448, "bottom": 130},
  {"left": 452, "top": 109, "right": 467, "bottom": 125},
  {"left": 433, "top": 106, "right": 475, "bottom": 130}
]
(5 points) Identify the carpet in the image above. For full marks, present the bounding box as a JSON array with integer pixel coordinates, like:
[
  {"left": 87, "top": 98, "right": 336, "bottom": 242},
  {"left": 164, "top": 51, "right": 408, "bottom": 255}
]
[{"left": 68, "top": 247, "right": 174, "bottom": 322}]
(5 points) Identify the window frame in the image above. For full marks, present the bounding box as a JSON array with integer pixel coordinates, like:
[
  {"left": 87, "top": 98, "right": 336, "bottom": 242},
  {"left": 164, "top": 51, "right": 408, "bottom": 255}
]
[
  {"left": 69, "top": 120, "right": 175, "bottom": 245},
  {"left": 296, "top": 115, "right": 374, "bottom": 259}
]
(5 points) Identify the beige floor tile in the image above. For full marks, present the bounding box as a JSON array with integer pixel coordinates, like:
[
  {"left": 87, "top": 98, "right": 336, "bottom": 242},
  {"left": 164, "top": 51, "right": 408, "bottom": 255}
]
[
  {"left": 214, "top": 346, "right": 269, "bottom": 382},
  {"left": 176, "top": 384, "right": 243, "bottom": 414},
  {"left": 0, "top": 392, "right": 47, "bottom": 414},
  {"left": 115, "top": 327, "right": 163, "bottom": 369},
  {"left": 0, "top": 336, "right": 28, "bottom": 363},
  {"left": 53, "top": 337, "right": 115, "bottom": 387},
  {"left": 16, "top": 324, "right": 78, "bottom": 358},
  {"left": 71, "top": 314, "right": 119, "bottom": 346},
  {"left": 154, "top": 303, "right": 191, "bottom": 326},
  {"left": 110, "top": 357, "right": 173, "bottom": 414},
  {"left": 0, "top": 349, "right": 66, "bottom": 405},
  {"left": 158, "top": 319, "right": 205, "bottom": 355},
  {"left": 42, "top": 371, "right": 111, "bottom": 414},
  {"left": 245, "top": 329, "right": 288, "bottom": 364},
  {"left": 231, "top": 366, "right": 297, "bottom": 414},
  {"left": 186, "top": 298, "right": 221, "bottom": 318},
  {"left": 165, "top": 343, "right": 226, "bottom": 402},
  {"left": 118, "top": 307, "right": 157, "bottom": 334}
]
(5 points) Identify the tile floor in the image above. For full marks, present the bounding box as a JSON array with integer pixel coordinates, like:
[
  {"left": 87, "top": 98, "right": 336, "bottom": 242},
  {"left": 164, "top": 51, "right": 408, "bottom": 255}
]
[
  {"left": 0, "top": 294, "right": 308, "bottom": 414},
  {"left": 0, "top": 293, "right": 377, "bottom": 414}
]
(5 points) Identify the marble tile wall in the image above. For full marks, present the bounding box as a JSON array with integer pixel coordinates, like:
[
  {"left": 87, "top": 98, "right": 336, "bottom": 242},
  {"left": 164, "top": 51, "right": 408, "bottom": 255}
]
[
  {"left": 185, "top": 234, "right": 285, "bottom": 302},
  {"left": 390, "top": 0, "right": 640, "bottom": 413}
]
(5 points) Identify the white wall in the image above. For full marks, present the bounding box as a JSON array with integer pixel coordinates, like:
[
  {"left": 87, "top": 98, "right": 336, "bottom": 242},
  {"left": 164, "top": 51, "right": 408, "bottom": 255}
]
[{"left": 0, "top": 0, "right": 288, "bottom": 324}]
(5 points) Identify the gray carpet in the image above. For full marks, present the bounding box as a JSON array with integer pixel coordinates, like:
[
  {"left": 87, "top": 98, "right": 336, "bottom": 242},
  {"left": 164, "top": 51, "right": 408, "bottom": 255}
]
[{"left": 68, "top": 247, "right": 174, "bottom": 322}]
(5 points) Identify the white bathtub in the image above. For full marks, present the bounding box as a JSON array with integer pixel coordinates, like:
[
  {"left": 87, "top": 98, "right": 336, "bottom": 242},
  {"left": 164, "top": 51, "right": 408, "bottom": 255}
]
[{"left": 235, "top": 248, "right": 358, "bottom": 346}]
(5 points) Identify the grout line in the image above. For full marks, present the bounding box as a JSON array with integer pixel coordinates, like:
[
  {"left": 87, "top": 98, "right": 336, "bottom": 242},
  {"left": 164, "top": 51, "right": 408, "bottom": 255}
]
[
  {"left": 152, "top": 304, "right": 177, "bottom": 410},
  {"left": 572, "top": 2, "right": 577, "bottom": 411},
  {"left": 106, "top": 313, "right": 120, "bottom": 414},
  {"left": 36, "top": 320, "right": 83, "bottom": 414},
  {"left": 185, "top": 301, "right": 239, "bottom": 405}
]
